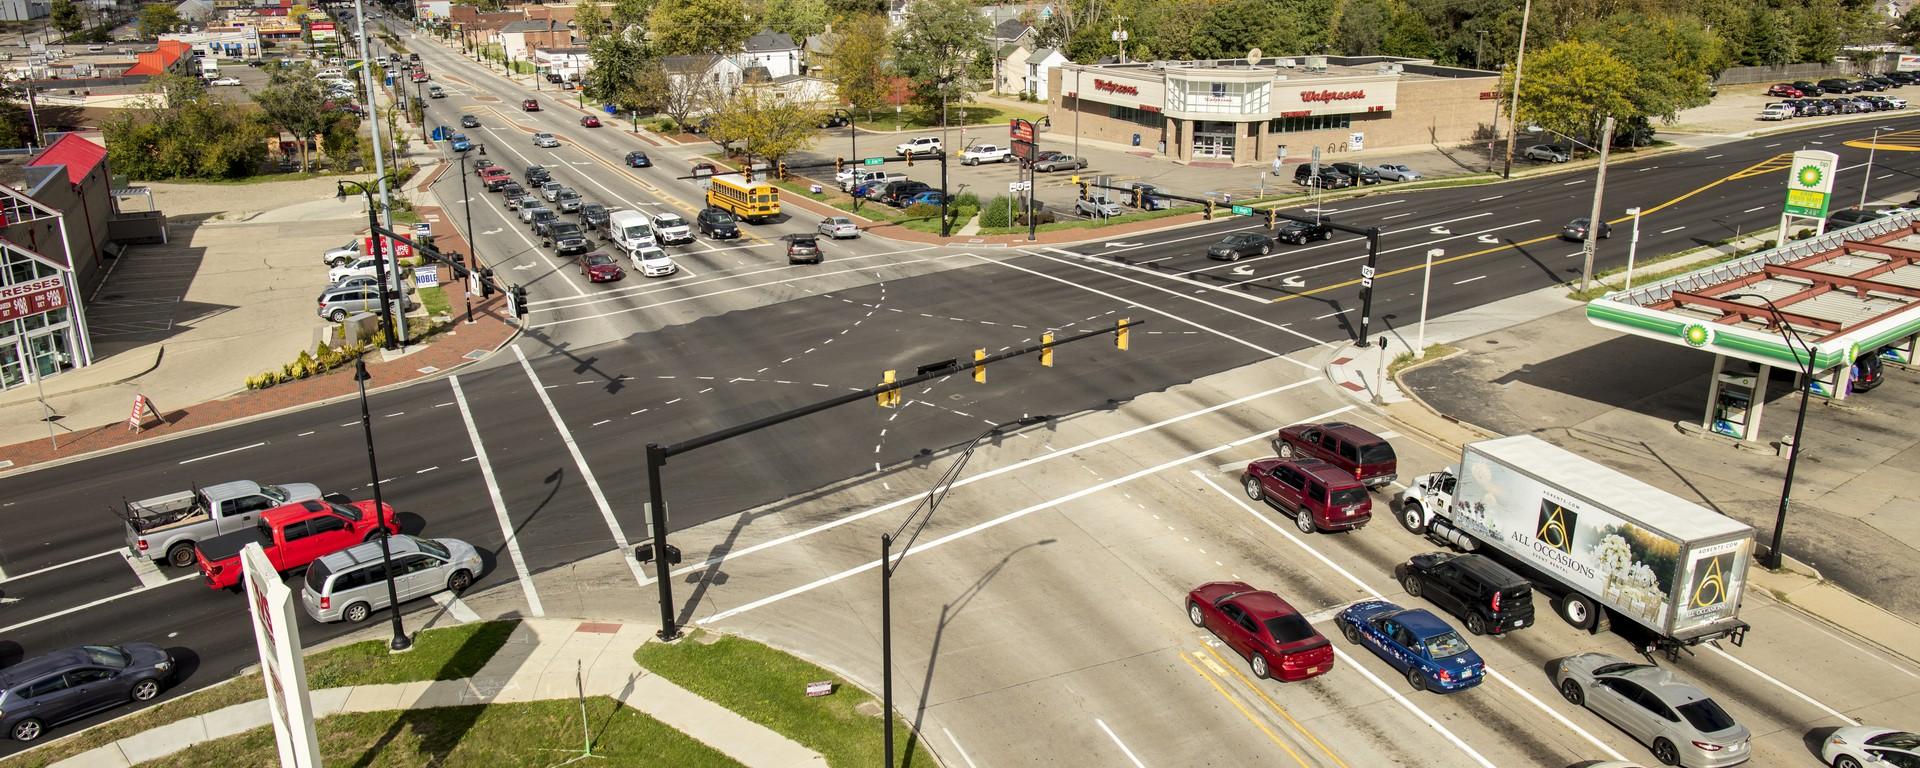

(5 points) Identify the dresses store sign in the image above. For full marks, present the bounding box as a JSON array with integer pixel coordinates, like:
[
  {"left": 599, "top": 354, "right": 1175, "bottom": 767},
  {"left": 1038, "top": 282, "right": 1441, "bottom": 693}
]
[{"left": 0, "top": 275, "right": 67, "bottom": 323}]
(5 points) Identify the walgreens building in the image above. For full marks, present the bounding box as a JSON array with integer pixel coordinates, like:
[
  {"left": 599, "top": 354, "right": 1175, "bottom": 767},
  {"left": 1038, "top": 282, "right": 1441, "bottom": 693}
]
[{"left": 1046, "top": 55, "right": 1499, "bottom": 166}]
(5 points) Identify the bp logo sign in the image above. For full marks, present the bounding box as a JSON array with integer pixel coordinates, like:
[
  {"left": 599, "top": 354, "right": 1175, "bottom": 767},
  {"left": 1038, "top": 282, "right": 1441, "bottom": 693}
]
[
  {"left": 1683, "top": 323, "right": 1714, "bottom": 348},
  {"left": 1795, "top": 163, "right": 1825, "bottom": 189},
  {"left": 1784, "top": 149, "right": 1837, "bottom": 218}
]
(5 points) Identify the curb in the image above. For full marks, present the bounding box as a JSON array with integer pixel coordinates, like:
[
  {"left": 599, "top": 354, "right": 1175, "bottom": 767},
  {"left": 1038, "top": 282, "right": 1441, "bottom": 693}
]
[{"left": 0, "top": 346, "right": 165, "bottom": 412}]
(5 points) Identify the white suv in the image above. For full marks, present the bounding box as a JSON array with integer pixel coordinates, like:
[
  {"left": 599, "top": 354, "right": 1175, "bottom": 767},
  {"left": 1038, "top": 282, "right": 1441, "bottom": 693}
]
[
  {"left": 322, "top": 238, "right": 363, "bottom": 267},
  {"left": 895, "top": 136, "right": 942, "bottom": 157}
]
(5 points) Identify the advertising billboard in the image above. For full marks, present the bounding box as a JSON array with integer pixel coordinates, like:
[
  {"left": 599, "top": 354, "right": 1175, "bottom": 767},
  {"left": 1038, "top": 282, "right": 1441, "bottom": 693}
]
[{"left": 1784, "top": 149, "right": 1837, "bottom": 218}]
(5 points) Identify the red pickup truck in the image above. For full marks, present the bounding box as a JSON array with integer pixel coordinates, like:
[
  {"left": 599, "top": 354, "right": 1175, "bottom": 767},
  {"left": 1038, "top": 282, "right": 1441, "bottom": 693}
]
[{"left": 196, "top": 499, "right": 398, "bottom": 590}]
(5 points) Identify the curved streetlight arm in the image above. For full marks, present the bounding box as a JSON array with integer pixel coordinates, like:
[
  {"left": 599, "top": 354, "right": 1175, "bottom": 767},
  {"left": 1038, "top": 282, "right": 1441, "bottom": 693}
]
[
  {"left": 1724, "top": 294, "right": 1816, "bottom": 373},
  {"left": 889, "top": 414, "right": 1052, "bottom": 562}
]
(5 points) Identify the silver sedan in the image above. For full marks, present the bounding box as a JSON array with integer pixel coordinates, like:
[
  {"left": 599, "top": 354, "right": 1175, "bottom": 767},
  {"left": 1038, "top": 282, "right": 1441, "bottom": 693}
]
[
  {"left": 818, "top": 216, "right": 860, "bottom": 239},
  {"left": 1555, "top": 653, "right": 1750, "bottom": 767}
]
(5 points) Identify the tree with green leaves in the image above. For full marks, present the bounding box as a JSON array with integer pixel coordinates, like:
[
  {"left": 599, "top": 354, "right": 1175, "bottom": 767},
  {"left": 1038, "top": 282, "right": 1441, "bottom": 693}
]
[
  {"left": 1382, "top": 2, "right": 1442, "bottom": 59},
  {"left": 51, "top": 0, "right": 85, "bottom": 35},
  {"left": 1901, "top": 6, "right": 1920, "bottom": 47},
  {"left": 103, "top": 75, "right": 268, "bottom": 179},
  {"left": 138, "top": 3, "right": 182, "bottom": 39},
  {"left": 574, "top": 1, "right": 607, "bottom": 41},
  {"left": 584, "top": 24, "right": 650, "bottom": 101},
  {"left": 891, "top": 0, "right": 990, "bottom": 116},
  {"left": 1576, "top": 13, "right": 1721, "bottom": 124},
  {"left": 648, "top": 0, "right": 752, "bottom": 56},
  {"left": 824, "top": 13, "right": 892, "bottom": 120},
  {"left": 763, "top": 0, "right": 828, "bottom": 43},
  {"left": 1504, "top": 40, "right": 1636, "bottom": 150},
  {"left": 1190, "top": 0, "right": 1315, "bottom": 60},
  {"left": 706, "top": 88, "right": 818, "bottom": 163},
  {"left": 254, "top": 65, "right": 336, "bottom": 171},
  {"left": 1739, "top": 4, "right": 1793, "bottom": 66},
  {"left": 609, "top": 0, "right": 653, "bottom": 33}
]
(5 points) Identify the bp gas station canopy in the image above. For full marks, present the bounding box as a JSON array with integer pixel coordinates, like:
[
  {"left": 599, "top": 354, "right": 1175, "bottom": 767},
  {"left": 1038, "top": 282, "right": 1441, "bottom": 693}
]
[{"left": 1586, "top": 209, "right": 1920, "bottom": 442}]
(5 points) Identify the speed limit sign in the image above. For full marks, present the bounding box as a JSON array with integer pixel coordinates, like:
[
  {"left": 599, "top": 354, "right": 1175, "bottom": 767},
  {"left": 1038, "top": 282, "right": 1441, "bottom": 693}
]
[{"left": 1360, "top": 265, "right": 1376, "bottom": 278}]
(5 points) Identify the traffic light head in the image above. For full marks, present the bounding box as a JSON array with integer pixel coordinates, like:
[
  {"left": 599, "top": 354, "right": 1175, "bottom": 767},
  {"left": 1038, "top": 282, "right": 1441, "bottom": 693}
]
[
  {"left": 1205, "top": 201, "right": 1216, "bottom": 220},
  {"left": 835, "top": 157, "right": 845, "bottom": 174},
  {"left": 510, "top": 285, "right": 529, "bottom": 317},
  {"left": 905, "top": 153, "right": 913, "bottom": 167},
  {"left": 1078, "top": 182, "right": 1089, "bottom": 201},
  {"left": 1039, "top": 332, "right": 1055, "bottom": 368},
  {"left": 743, "top": 165, "right": 754, "bottom": 182},
  {"left": 1267, "top": 209, "right": 1279, "bottom": 228},
  {"left": 1115, "top": 318, "right": 1131, "bottom": 351},
  {"left": 778, "top": 162, "right": 788, "bottom": 181},
  {"left": 480, "top": 268, "right": 496, "bottom": 296},
  {"left": 1133, "top": 187, "right": 1144, "bottom": 208}
]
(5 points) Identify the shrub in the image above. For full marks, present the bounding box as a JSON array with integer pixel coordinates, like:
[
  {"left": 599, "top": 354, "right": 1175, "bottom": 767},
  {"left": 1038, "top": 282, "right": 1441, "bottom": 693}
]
[{"left": 979, "top": 195, "right": 1018, "bottom": 228}]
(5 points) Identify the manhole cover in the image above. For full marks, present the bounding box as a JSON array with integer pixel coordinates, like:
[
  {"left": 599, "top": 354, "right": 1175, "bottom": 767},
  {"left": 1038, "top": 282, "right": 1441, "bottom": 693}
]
[{"left": 464, "top": 350, "right": 489, "bottom": 360}]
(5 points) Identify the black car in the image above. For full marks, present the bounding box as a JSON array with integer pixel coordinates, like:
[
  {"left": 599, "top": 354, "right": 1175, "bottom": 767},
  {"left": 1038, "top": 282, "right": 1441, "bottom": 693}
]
[
  {"left": 1294, "top": 164, "right": 1353, "bottom": 188},
  {"left": 787, "top": 235, "right": 823, "bottom": 264},
  {"left": 1793, "top": 80, "right": 1825, "bottom": 96},
  {"left": 1561, "top": 217, "right": 1612, "bottom": 241},
  {"left": 1870, "top": 76, "right": 1899, "bottom": 89},
  {"left": 1857, "top": 79, "right": 1887, "bottom": 92},
  {"left": 818, "top": 113, "right": 849, "bottom": 128},
  {"left": 549, "top": 222, "right": 589, "bottom": 255},
  {"left": 1328, "top": 162, "right": 1381, "bottom": 185},
  {"left": 0, "top": 643, "right": 176, "bottom": 742},
  {"left": 1820, "top": 78, "right": 1861, "bottom": 93},
  {"left": 1276, "top": 219, "right": 1334, "bottom": 245},
  {"left": 697, "top": 207, "right": 739, "bottom": 239},
  {"left": 1890, "top": 71, "right": 1917, "bottom": 85},
  {"left": 530, "top": 209, "right": 559, "bottom": 237},
  {"left": 625, "top": 150, "right": 651, "bottom": 168},
  {"left": 459, "top": 114, "right": 480, "bottom": 128},
  {"left": 525, "top": 165, "right": 551, "bottom": 186},
  {"left": 1206, "top": 233, "right": 1275, "bottom": 260},
  {"left": 579, "top": 202, "right": 609, "bottom": 231},
  {"left": 1394, "top": 552, "right": 1535, "bottom": 636},
  {"left": 879, "top": 181, "right": 932, "bottom": 206}
]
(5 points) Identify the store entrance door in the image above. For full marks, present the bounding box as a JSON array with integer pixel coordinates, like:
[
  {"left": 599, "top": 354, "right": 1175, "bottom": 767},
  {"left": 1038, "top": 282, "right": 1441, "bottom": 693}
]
[{"left": 1194, "top": 133, "right": 1235, "bottom": 159}]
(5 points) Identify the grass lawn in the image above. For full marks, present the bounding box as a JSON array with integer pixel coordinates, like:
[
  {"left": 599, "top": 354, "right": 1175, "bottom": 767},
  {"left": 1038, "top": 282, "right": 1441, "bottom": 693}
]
[
  {"left": 0, "top": 621, "right": 518, "bottom": 768},
  {"left": 417, "top": 285, "right": 451, "bottom": 318},
  {"left": 136, "top": 698, "right": 740, "bottom": 768},
  {"left": 635, "top": 631, "right": 936, "bottom": 768}
]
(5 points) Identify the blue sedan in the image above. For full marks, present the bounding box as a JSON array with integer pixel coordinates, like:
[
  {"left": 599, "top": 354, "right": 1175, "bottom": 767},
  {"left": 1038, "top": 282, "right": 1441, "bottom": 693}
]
[
  {"left": 450, "top": 133, "right": 472, "bottom": 152},
  {"left": 852, "top": 180, "right": 886, "bottom": 199},
  {"left": 625, "top": 150, "right": 651, "bottom": 167},
  {"left": 1337, "top": 600, "right": 1485, "bottom": 693}
]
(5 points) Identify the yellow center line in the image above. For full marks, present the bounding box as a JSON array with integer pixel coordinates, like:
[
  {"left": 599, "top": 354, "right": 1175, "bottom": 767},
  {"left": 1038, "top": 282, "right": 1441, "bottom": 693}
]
[
  {"left": 1200, "top": 644, "right": 1351, "bottom": 768},
  {"left": 1271, "top": 153, "right": 1788, "bottom": 304},
  {"left": 1179, "top": 651, "right": 1314, "bottom": 768}
]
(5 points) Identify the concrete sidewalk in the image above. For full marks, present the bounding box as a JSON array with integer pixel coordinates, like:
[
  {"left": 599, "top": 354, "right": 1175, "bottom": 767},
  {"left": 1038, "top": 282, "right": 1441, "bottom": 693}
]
[{"left": 50, "top": 618, "right": 825, "bottom": 768}]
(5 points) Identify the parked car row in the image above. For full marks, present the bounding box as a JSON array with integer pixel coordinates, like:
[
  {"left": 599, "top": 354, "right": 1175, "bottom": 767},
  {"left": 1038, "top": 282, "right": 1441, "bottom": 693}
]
[
  {"left": 1767, "top": 73, "right": 1916, "bottom": 99},
  {"left": 1293, "top": 161, "right": 1423, "bottom": 188},
  {"left": 1760, "top": 95, "right": 1906, "bottom": 120}
]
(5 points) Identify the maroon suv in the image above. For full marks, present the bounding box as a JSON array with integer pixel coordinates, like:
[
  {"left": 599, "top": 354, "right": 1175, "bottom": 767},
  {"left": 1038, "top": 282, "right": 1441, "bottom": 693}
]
[
  {"left": 1242, "top": 458, "right": 1372, "bottom": 534},
  {"left": 1272, "top": 421, "right": 1397, "bottom": 487}
]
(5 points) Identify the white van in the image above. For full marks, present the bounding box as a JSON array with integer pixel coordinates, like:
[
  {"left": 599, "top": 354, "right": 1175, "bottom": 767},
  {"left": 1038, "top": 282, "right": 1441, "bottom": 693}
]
[
  {"left": 607, "top": 209, "right": 657, "bottom": 255},
  {"left": 315, "top": 67, "right": 345, "bottom": 80}
]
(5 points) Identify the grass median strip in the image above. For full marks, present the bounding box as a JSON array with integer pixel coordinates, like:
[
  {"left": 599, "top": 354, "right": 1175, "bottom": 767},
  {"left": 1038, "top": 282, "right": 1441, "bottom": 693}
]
[
  {"left": 2, "top": 620, "right": 519, "bottom": 768},
  {"left": 634, "top": 630, "right": 935, "bottom": 768},
  {"left": 137, "top": 698, "right": 740, "bottom": 768}
]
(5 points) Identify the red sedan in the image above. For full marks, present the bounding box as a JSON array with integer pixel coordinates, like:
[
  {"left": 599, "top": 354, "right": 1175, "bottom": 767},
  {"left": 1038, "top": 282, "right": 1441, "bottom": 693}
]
[
  {"left": 1187, "top": 581, "right": 1334, "bottom": 681},
  {"left": 580, "top": 251, "right": 624, "bottom": 282},
  {"left": 522, "top": 98, "right": 540, "bottom": 111},
  {"left": 580, "top": 115, "right": 602, "bottom": 127}
]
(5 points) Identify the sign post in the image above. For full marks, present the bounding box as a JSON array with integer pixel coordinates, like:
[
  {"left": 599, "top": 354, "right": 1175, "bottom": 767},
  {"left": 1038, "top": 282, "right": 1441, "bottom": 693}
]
[
  {"left": 242, "top": 542, "right": 323, "bottom": 768},
  {"left": 1779, "top": 149, "right": 1837, "bottom": 243}
]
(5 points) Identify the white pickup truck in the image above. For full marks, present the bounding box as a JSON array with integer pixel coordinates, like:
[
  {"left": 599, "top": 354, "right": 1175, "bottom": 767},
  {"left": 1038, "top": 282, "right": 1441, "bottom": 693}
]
[
  {"left": 896, "top": 136, "right": 942, "bottom": 157},
  {"left": 961, "top": 144, "right": 1013, "bottom": 165},
  {"left": 121, "top": 480, "right": 324, "bottom": 567}
]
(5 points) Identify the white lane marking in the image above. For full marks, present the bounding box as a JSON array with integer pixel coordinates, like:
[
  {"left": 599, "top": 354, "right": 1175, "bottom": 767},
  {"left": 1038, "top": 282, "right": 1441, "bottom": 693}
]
[
  {"left": 1382, "top": 212, "right": 1413, "bottom": 220},
  {"left": 0, "top": 574, "right": 196, "bottom": 635},
  {"left": 429, "top": 590, "right": 483, "bottom": 624},
  {"left": 1706, "top": 154, "right": 1723, "bottom": 159},
  {"left": 0, "top": 549, "right": 122, "bottom": 586},
  {"left": 1179, "top": 212, "right": 1496, "bottom": 275},
  {"left": 1766, "top": 143, "right": 1782, "bottom": 148},
  {"left": 119, "top": 549, "right": 171, "bottom": 588},
  {"left": 446, "top": 142, "right": 588, "bottom": 298},
  {"left": 1453, "top": 275, "right": 1486, "bottom": 285},
  {"left": 1023, "top": 250, "right": 1329, "bottom": 355},
  {"left": 297, "top": 431, "right": 316, "bottom": 437},
  {"left": 944, "top": 728, "right": 981, "bottom": 768},
  {"left": 1878, "top": 173, "right": 1894, "bottom": 180},
  {"left": 668, "top": 379, "right": 1321, "bottom": 585},
  {"left": 1562, "top": 180, "right": 1585, "bottom": 186},
  {"left": 1049, "top": 247, "right": 1276, "bottom": 305},
  {"left": 1819, "top": 133, "right": 1835, "bottom": 138},
  {"left": 1743, "top": 206, "right": 1767, "bottom": 213},
  {"left": 1072, "top": 221, "right": 1265, "bottom": 259},
  {"left": 1704, "top": 645, "right": 1860, "bottom": 726},
  {"left": 532, "top": 256, "right": 948, "bottom": 327},
  {"left": 1660, "top": 226, "right": 1686, "bottom": 234},
  {"left": 1096, "top": 718, "right": 1148, "bottom": 768},
  {"left": 1314, "top": 309, "right": 1348, "bottom": 320},
  {"left": 1220, "top": 219, "right": 1542, "bottom": 290},
  {"left": 415, "top": 466, "right": 440, "bottom": 474},
  {"left": 178, "top": 441, "right": 267, "bottom": 465},
  {"left": 999, "top": 251, "right": 1294, "bottom": 358},
  {"left": 450, "top": 375, "right": 545, "bottom": 617},
  {"left": 1192, "top": 473, "right": 1630, "bottom": 762},
  {"left": 1478, "top": 195, "right": 1505, "bottom": 201},
  {"left": 513, "top": 345, "right": 649, "bottom": 589}
]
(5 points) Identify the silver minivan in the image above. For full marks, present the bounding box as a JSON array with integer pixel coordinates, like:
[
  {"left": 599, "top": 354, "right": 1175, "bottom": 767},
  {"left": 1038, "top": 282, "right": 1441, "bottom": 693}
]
[
  {"left": 318, "top": 285, "right": 415, "bottom": 323},
  {"left": 300, "top": 535, "right": 481, "bottom": 623}
]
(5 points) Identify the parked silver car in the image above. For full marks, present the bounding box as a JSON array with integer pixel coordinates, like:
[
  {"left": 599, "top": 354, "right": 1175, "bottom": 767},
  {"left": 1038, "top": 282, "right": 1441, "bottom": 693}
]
[
  {"left": 1524, "top": 144, "right": 1570, "bottom": 163},
  {"left": 300, "top": 535, "right": 481, "bottom": 623},
  {"left": 1374, "top": 163, "right": 1422, "bottom": 181},
  {"left": 318, "top": 285, "right": 415, "bottom": 322},
  {"left": 1555, "top": 653, "right": 1750, "bottom": 767}
]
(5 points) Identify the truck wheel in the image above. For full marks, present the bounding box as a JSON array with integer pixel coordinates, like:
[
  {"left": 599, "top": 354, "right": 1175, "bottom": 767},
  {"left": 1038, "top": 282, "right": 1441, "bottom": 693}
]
[
  {"left": 1558, "top": 593, "right": 1598, "bottom": 631},
  {"left": 1398, "top": 502, "right": 1428, "bottom": 534},
  {"left": 166, "top": 543, "right": 197, "bottom": 569},
  {"left": 1243, "top": 476, "right": 1264, "bottom": 502},
  {"left": 1294, "top": 513, "right": 1316, "bottom": 535},
  {"left": 1277, "top": 442, "right": 1295, "bottom": 459},
  {"left": 1401, "top": 575, "right": 1423, "bottom": 597},
  {"left": 344, "top": 602, "right": 372, "bottom": 623}
]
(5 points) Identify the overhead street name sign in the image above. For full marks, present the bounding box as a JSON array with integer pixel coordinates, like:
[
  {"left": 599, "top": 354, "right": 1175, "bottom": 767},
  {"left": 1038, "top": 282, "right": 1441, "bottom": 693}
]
[{"left": 1230, "top": 205, "right": 1253, "bottom": 216}]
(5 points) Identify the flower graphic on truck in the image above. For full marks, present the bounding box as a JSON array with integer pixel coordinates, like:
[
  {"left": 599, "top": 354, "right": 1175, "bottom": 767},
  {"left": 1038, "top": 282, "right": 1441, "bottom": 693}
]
[{"left": 1591, "top": 527, "right": 1678, "bottom": 624}]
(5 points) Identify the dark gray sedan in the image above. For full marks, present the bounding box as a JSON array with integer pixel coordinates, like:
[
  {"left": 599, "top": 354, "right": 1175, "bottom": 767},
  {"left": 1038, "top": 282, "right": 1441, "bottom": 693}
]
[
  {"left": 0, "top": 643, "right": 176, "bottom": 742},
  {"left": 1207, "top": 233, "right": 1276, "bottom": 261},
  {"left": 1561, "top": 217, "right": 1612, "bottom": 241}
]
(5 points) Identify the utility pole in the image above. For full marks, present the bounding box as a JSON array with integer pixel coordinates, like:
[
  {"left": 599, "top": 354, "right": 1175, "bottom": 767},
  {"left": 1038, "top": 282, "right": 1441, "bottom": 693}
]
[
  {"left": 1500, "top": 0, "right": 1534, "bottom": 179},
  {"left": 1578, "top": 116, "right": 1614, "bottom": 293},
  {"left": 355, "top": 0, "right": 405, "bottom": 347}
]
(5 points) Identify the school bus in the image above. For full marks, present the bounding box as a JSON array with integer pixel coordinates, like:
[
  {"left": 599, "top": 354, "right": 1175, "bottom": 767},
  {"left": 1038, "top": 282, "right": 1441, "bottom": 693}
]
[{"left": 704, "top": 173, "right": 781, "bottom": 222}]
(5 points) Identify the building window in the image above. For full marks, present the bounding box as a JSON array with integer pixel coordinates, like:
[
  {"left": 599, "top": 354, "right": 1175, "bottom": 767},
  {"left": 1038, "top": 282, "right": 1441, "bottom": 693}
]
[
  {"left": 1268, "top": 114, "right": 1353, "bottom": 133},
  {"left": 1210, "top": 82, "right": 1227, "bottom": 98},
  {"left": 1108, "top": 105, "right": 1159, "bottom": 128}
]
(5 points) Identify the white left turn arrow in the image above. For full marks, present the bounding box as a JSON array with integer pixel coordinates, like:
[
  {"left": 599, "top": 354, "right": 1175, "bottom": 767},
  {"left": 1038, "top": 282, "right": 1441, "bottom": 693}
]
[
  {"left": 1230, "top": 265, "right": 1256, "bottom": 275},
  {"left": 1429, "top": 226, "right": 1451, "bottom": 235},
  {"left": 1477, "top": 234, "right": 1499, "bottom": 244},
  {"left": 1105, "top": 241, "right": 1141, "bottom": 248},
  {"left": 1281, "top": 276, "right": 1306, "bottom": 287}
]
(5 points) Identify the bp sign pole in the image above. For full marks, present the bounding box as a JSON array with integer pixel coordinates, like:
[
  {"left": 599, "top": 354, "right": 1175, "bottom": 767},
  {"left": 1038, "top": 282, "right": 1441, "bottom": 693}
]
[{"left": 1779, "top": 150, "right": 1837, "bottom": 244}]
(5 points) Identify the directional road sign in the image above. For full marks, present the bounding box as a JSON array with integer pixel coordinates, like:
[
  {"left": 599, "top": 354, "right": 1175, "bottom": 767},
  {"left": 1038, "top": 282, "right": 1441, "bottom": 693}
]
[
  {"left": 1230, "top": 205, "right": 1253, "bottom": 216},
  {"left": 863, "top": 157, "right": 886, "bottom": 166}
]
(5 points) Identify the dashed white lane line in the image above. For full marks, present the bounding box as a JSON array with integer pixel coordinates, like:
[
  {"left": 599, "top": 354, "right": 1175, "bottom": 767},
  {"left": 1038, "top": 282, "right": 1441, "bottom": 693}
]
[
  {"left": 1096, "top": 718, "right": 1148, "bottom": 768},
  {"left": 1744, "top": 206, "right": 1767, "bottom": 213},
  {"left": 1382, "top": 212, "right": 1414, "bottom": 219},
  {"left": 1705, "top": 154, "right": 1723, "bottom": 160},
  {"left": 0, "top": 574, "right": 198, "bottom": 634},
  {"left": 1191, "top": 472, "right": 1627, "bottom": 763},
  {"left": 1660, "top": 226, "right": 1686, "bottom": 234},
  {"left": 1478, "top": 195, "right": 1505, "bottom": 201},
  {"left": 513, "top": 345, "right": 649, "bottom": 590},
  {"left": 1704, "top": 645, "right": 1859, "bottom": 726},
  {"left": 179, "top": 441, "right": 267, "bottom": 465},
  {"left": 415, "top": 466, "right": 440, "bottom": 474},
  {"left": 1766, "top": 142, "right": 1782, "bottom": 148},
  {"left": 297, "top": 431, "right": 316, "bottom": 437},
  {"left": 384, "top": 412, "right": 405, "bottom": 418},
  {"left": 450, "top": 375, "right": 544, "bottom": 618},
  {"left": 1453, "top": 275, "right": 1487, "bottom": 285}
]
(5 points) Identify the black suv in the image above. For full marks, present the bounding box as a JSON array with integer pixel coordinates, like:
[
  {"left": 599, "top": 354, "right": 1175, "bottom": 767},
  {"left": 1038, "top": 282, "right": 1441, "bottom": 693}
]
[
  {"left": 1328, "top": 162, "right": 1381, "bottom": 185},
  {"left": 697, "top": 207, "right": 739, "bottom": 239},
  {"left": 579, "top": 202, "right": 609, "bottom": 231},
  {"left": 549, "top": 222, "right": 589, "bottom": 255},
  {"left": 525, "top": 165, "right": 551, "bottom": 186},
  {"left": 1395, "top": 552, "right": 1534, "bottom": 636},
  {"left": 880, "top": 181, "right": 932, "bottom": 206},
  {"left": 1276, "top": 219, "right": 1334, "bottom": 245},
  {"left": 1820, "top": 78, "right": 1862, "bottom": 93},
  {"left": 1793, "top": 80, "right": 1825, "bottom": 96}
]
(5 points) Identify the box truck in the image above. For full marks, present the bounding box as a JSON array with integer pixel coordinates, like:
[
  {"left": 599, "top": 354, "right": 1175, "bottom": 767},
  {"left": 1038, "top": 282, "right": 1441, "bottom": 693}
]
[{"left": 1399, "top": 435, "right": 1751, "bottom": 655}]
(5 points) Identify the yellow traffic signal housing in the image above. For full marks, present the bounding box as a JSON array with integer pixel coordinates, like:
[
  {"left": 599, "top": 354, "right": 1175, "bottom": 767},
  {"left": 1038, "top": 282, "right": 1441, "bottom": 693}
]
[
  {"left": 835, "top": 157, "right": 845, "bottom": 174},
  {"left": 1078, "top": 182, "right": 1089, "bottom": 201},
  {"left": 878, "top": 370, "right": 900, "bottom": 408},
  {"left": 1040, "top": 332, "right": 1055, "bottom": 367},
  {"left": 972, "top": 348, "right": 986, "bottom": 383},
  {"left": 1070, "top": 175, "right": 1080, "bottom": 185},
  {"left": 1266, "top": 209, "right": 1279, "bottom": 228},
  {"left": 1115, "top": 318, "right": 1130, "bottom": 351},
  {"left": 905, "top": 153, "right": 914, "bottom": 167},
  {"left": 1132, "top": 187, "right": 1145, "bottom": 208},
  {"left": 777, "top": 161, "right": 789, "bottom": 181},
  {"left": 1205, "top": 200, "right": 1216, "bottom": 220}
]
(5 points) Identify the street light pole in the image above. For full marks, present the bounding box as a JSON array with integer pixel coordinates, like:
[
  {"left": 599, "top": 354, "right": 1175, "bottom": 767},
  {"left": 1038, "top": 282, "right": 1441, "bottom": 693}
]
[
  {"left": 354, "top": 358, "right": 411, "bottom": 652},
  {"left": 1579, "top": 115, "right": 1615, "bottom": 292},
  {"left": 1623, "top": 206, "right": 1644, "bottom": 291},
  {"left": 1416, "top": 248, "right": 1440, "bottom": 358},
  {"left": 1860, "top": 125, "right": 1889, "bottom": 209},
  {"left": 338, "top": 181, "right": 397, "bottom": 349},
  {"left": 1724, "top": 294, "right": 1814, "bottom": 571},
  {"left": 457, "top": 143, "right": 484, "bottom": 325}
]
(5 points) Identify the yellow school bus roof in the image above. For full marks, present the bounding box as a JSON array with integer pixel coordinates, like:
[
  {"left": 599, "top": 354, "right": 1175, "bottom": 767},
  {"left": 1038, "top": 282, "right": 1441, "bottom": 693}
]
[{"left": 709, "top": 173, "right": 773, "bottom": 189}]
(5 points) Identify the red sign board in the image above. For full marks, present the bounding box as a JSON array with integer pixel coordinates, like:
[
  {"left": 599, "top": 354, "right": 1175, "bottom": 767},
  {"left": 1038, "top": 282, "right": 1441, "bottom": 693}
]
[
  {"left": 0, "top": 275, "right": 68, "bottom": 323},
  {"left": 1009, "top": 119, "right": 1035, "bottom": 144},
  {"left": 310, "top": 21, "right": 335, "bottom": 30},
  {"left": 1094, "top": 78, "right": 1139, "bottom": 96},
  {"left": 363, "top": 235, "right": 415, "bottom": 259}
]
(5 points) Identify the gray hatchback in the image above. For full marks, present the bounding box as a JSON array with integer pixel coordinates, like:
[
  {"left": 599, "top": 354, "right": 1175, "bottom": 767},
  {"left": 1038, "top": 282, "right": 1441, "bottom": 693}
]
[
  {"left": 301, "top": 534, "right": 482, "bottom": 623},
  {"left": 0, "top": 644, "right": 175, "bottom": 742}
]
